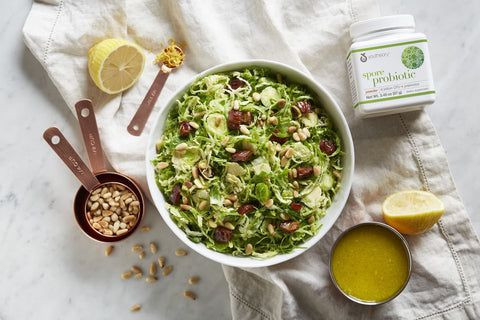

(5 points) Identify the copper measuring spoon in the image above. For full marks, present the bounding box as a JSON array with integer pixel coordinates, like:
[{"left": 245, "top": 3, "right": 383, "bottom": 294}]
[
  {"left": 73, "top": 99, "right": 145, "bottom": 241},
  {"left": 43, "top": 102, "right": 144, "bottom": 242},
  {"left": 127, "top": 44, "right": 185, "bottom": 136}
]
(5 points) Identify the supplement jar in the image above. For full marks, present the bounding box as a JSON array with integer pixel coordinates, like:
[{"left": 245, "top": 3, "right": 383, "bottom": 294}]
[{"left": 346, "top": 15, "right": 435, "bottom": 118}]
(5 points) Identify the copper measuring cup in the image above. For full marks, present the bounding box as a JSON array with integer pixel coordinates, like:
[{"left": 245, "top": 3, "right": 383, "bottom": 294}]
[
  {"left": 43, "top": 101, "right": 144, "bottom": 242},
  {"left": 127, "top": 45, "right": 185, "bottom": 136}
]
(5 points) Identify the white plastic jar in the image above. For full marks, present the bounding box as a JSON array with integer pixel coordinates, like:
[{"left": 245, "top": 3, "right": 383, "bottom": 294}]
[{"left": 346, "top": 15, "right": 435, "bottom": 118}]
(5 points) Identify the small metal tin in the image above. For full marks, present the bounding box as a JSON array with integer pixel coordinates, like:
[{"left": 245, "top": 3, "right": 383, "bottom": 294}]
[{"left": 329, "top": 221, "right": 412, "bottom": 305}]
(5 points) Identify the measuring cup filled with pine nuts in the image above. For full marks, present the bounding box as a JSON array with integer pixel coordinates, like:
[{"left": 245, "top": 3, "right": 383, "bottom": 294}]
[{"left": 43, "top": 100, "right": 145, "bottom": 242}]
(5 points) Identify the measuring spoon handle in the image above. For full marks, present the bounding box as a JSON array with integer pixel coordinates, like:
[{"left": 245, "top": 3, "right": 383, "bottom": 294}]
[
  {"left": 75, "top": 99, "right": 107, "bottom": 175},
  {"left": 127, "top": 69, "right": 170, "bottom": 136},
  {"left": 43, "top": 127, "right": 101, "bottom": 192}
]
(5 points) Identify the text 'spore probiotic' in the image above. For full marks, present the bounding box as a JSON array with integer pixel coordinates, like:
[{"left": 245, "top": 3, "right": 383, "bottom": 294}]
[{"left": 347, "top": 15, "right": 435, "bottom": 118}]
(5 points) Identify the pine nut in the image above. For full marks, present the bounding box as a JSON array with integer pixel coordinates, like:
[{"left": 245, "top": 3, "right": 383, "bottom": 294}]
[
  {"left": 208, "top": 219, "right": 217, "bottom": 228},
  {"left": 131, "top": 304, "right": 141, "bottom": 312},
  {"left": 121, "top": 271, "right": 133, "bottom": 279},
  {"left": 221, "top": 136, "right": 230, "bottom": 146},
  {"left": 293, "top": 181, "right": 299, "bottom": 189},
  {"left": 224, "top": 222, "right": 235, "bottom": 230},
  {"left": 189, "top": 121, "right": 199, "bottom": 129},
  {"left": 150, "top": 242, "right": 158, "bottom": 254},
  {"left": 275, "top": 143, "right": 282, "bottom": 152},
  {"left": 116, "top": 229, "right": 128, "bottom": 236},
  {"left": 281, "top": 156, "right": 288, "bottom": 167},
  {"left": 131, "top": 266, "right": 142, "bottom": 273},
  {"left": 215, "top": 116, "right": 222, "bottom": 127},
  {"left": 192, "top": 167, "right": 199, "bottom": 179},
  {"left": 303, "top": 127, "right": 310, "bottom": 138},
  {"left": 198, "top": 200, "right": 208, "bottom": 210},
  {"left": 146, "top": 276, "right": 158, "bottom": 283},
  {"left": 308, "top": 215, "right": 315, "bottom": 223},
  {"left": 298, "top": 131, "right": 307, "bottom": 141},
  {"left": 268, "top": 116, "right": 278, "bottom": 126},
  {"left": 176, "top": 143, "right": 188, "bottom": 151},
  {"left": 184, "top": 291, "right": 196, "bottom": 301},
  {"left": 261, "top": 114, "right": 267, "bottom": 121},
  {"left": 162, "top": 265, "right": 173, "bottom": 276},
  {"left": 253, "top": 92, "right": 261, "bottom": 101},
  {"left": 267, "top": 224, "right": 275, "bottom": 235},
  {"left": 225, "top": 147, "right": 236, "bottom": 153},
  {"left": 240, "top": 125, "right": 250, "bottom": 135},
  {"left": 139, "top": 251, "right": 145, "bottom": 259},
  {"left": 233, "top": 100, "right": 240, "bottom": 110},
  {"left": 285, "top": 148, "right": 293, "bottom": 159},
  {"left": 141, "top": 226, "right": 150, "bottom": 232},
  {"left": 293, "top": 190, "right": 299, "bottom": 198},
  {"left": 91, "top": 202, "right": 99, "bottom": 211},
  {"left": 223, "top": 199, "right": 233, "bottom": 206},
  {"left": 291, "top": 168, "right": 297, "bottom": 179},
  {"left": 193, "top": 111, "right": 206, "bottom": 118},
  {"left": 158, "top": 257, "right": 165, "bottom": 268},
  {"left": 280, "top": 147, "right": 288, "bottom": 157},
  {"left": 184, "top": 181, "right": 194, "bottom": 188},
  {"left": 134, "top": 272, "right": 143, "bottom": 279},
  {"left": 288, "top": 126, "right": 297, "bottom": 134},
  {"left": 189, "top": 276, "right": 200, "bottom": 285},
  {"left": 292, "top": 132, "right": 300, "bottom": 141},
  {"left": 333, "top": 170, "right": 342, "bottom": 179},
  {"left": 180, "top": 204, "right": 192, "bottom": 210},
  {"left": 156, "top": 162, "right": 169, "bottom": 170},
  {"left": 313, "top": 165, "right": 321, "bottom": 177},
  {"left": 245, "top": 243, "right": 253, "bottom": 255},
  {"left": 150, "top": 262, "right": 156, "bottom": 276},
  {"left": 105, "top": 245, "right": 113, "bottom": 257},
  {"left": 280, "top": 213, "right": 289, "bottom": 221},
  {"left": 265, "top": 198, "right": 274, "bottom": 209},
  {"left": 175, "top": 249, "right": 188, "bottom": 256}
]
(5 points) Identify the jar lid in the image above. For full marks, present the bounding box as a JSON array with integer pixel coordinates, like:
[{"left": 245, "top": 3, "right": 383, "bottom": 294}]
[{"left": 350, "top": 15, "right": 415, "bottom": 40}]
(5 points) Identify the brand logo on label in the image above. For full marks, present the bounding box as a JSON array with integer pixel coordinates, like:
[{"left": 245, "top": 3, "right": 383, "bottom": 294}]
[
  {"left": 401, "top": 46, "right": 424, "bottom": 69},
  {"left": 360, "top": 53, "right": 367, "bottom": 62}
]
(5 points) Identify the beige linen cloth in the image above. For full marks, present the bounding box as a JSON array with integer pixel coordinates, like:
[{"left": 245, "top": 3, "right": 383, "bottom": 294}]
[{"left": 23, "top": 0, "right": 480, "bottom": 319}]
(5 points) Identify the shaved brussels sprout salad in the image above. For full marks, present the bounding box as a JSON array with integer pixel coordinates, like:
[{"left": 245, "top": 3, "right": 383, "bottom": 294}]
[{"left": 153, "top": 68, "right": 343, "bottom": 258}]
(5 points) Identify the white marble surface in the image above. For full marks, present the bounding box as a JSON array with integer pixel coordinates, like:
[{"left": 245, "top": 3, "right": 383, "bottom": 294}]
[{"left": 1, "top": 1, "right": 479, "bottom": 319}]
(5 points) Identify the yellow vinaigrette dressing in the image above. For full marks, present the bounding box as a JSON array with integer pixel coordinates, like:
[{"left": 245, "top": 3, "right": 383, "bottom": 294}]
[{"left": 331, "top": 224, "right": 410, "bottom": 303}]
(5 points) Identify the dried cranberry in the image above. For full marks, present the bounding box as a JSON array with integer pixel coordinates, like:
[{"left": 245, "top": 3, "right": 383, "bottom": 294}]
[
  {"left": 169, "top": 184, "right": 181, "bottom": 205},
  {"left": 214, "top": 226, "right": 232, "bottom": 242},
  {"left": 228, "top": 77, "right": 245, "bottom": 90},
  {"left": 227, "top": 110, "right": 243, "bottom": 130},
  {"left": 237, "top": 204, "right": 256, "bottom": 215},
  {"left": 232, "top": 150, "right": 253, "bottom": 162},
  {"left": 279, "top": 221, "right": 300, "bottom": 233},
  {"left": 296, "top": 167, "right": 314, "bottom": 179},
  {"left": 320, "top": 140, "right": 337, "bottom": 155},
  {"left": 291, "top": 100, "right": 312, "bottom": 118},
  {"left": 290, "top": 203, "right": 303, "bottom": 212},
  {"left": 179, "top": 121, "right": 195, "bottom": 137},
  {"left": 270, "top": 129, "right": 289, "bottom": 145}
]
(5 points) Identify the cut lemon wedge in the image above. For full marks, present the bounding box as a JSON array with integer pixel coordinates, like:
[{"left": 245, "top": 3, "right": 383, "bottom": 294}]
[
  {"left": 382, "top": 190, "right": 445, "bottom": 235},
  {"left": 88, "top": 39, "right": 145, "bottom": 94}
]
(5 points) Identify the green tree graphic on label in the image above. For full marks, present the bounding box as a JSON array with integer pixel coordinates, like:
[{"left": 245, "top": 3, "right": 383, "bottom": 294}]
[{"left": 401, "top": 46, "right": 424, "bottom": 69}]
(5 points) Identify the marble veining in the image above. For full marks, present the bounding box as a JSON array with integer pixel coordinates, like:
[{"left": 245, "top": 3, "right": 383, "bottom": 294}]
[{"left": 1, "top": 0, "right": 480, "bottom": 319}]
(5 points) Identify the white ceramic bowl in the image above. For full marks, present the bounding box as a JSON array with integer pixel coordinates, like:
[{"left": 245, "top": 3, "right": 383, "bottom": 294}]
[{"left": 146, "top": 60, "right": 354, "bottom": 268}]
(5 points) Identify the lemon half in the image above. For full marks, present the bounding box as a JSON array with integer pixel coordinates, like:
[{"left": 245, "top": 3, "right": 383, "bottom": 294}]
[
  {"left": 88, "top": 39, "right": 145, "bottom": 94},
  {"left": 382, "top": 190, "right": 445, "bottom": 235}
]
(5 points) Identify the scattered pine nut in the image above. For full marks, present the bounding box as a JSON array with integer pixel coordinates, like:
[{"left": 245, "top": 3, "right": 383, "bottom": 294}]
[
  {"left": 267, "top": 224, "right": 275, "bottom": 235},
  {"left": 121, "top": 271, "right": 133, "bottom": 279},
  {"left": 245, "top": 243, "right": 253, "bottom": 255},
  {"left": 131, "top": 245, "right": 143, "bottom": 253},
  {"left": 265, "top": 198, "right": 274, "bottom": 209},
  {"left": 225, "top": 147, "right": 236, "bottom": 153},
  {"left": 134, "top": 272, "right": 143, "bottom": 279},
  {"left": 146, "top": 276, "right": 158, "bottom": 283},
  {"left": 188, "top": 276, "right": 200, "bottom": 285},
  {"left": 150, "top": 262, "right": 157, "bottom": 276},
  {"left": 184, "top": 291, "right": 196, "bottom": 301},
  {"left": 131, "top": 266, "right": 142, "bottom": 273},
  {"left": 162, "top": 265, "right": 173, "bottom": 276},
  {"left": 150, "top": 242, "right": 158, "bottom": 254},
  {"left": 158, "top": 256, "right": 166, "bottom": 268},
  {"left": 105, "top": 245, "right": 114, "bottom": 257},
  {"left": 139, "top": 251, "right": 145, "bottom": 259},
  {"left": 175, "top": 249, "right": 187, "bottom": 256},
  {"left": 308, "top": 215, "right": 315, "bottom": 223},
  {"left": 141, "top": 226, "right": 150, "bottom": 232},
  {"left": 131, "top": 304, "right": 141, "bottom": 312}
]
